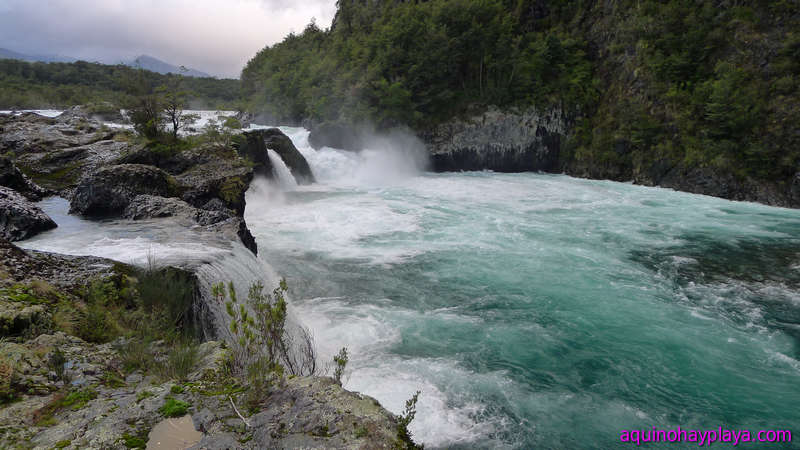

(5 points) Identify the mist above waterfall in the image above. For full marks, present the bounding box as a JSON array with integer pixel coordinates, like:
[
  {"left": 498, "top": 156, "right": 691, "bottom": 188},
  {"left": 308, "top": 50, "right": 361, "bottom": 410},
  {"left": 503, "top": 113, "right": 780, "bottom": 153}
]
[{"left": 253, "top": 125, "right": 429, "bottom": 189}]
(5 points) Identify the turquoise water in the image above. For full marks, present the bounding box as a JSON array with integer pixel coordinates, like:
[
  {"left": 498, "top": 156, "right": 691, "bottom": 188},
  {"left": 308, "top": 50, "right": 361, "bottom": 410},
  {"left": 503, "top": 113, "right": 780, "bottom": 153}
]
[{"left": 244, "top": 129, "right": 800, "bottom": 448}]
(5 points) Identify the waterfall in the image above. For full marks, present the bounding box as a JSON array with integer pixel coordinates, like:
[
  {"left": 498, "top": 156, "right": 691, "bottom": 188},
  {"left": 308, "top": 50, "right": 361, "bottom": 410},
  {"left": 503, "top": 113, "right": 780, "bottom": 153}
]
[
  {"left": 267, "top": 149, "right": 298, "bottom": 189},
  {"left": 275, "top": 126, "right": 428, "bottom": 188}
]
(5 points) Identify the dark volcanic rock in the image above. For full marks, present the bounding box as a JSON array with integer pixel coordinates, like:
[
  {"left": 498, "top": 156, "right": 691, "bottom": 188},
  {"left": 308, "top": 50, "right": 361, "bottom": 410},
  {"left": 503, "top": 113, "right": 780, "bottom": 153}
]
[
  {"left": 423, "top": 106, "right": 566, "bottom": 172},
  {"left": 308, "top": 121, "right": 364, "bottom": 151},
  {"left": 116, "top": 143, "right": 219, "bottom": 175},
  {"left": 0, "top": 238, "right": 121, "bottom": 288},
  {"left": 0, "top": 187, "right": 57, "bottom": 241},
  {"left": 0, "top": 156, "right": 49, "bottom": 201},
  {"left": 69, "top": 164, "right": 179, "bottom": 216},
  {"left": 123, "top": 195, "right": 231, "bottom": 225},
  {"left": 235, "top": 219, "right": 258, "bottom": 255},
  {"left": 654, "top": 166, "right": 799, "bottom": 208},
  {"left": 238, "top": 129, "right": 316, "bottom": 184},
  {"left": 177, "top": 159, "right": 253, "bottom": 215}
]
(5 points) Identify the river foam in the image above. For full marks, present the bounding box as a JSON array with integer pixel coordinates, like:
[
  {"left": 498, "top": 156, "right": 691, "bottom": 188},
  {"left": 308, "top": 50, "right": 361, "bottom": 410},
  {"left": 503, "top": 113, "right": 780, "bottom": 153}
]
[{"left": 243, "top": 126, "right": 800, "bottom": 448}]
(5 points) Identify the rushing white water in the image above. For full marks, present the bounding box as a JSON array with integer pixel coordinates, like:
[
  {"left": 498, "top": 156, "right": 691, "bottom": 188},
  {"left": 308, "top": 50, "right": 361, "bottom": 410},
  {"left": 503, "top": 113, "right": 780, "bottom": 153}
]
[
  {"left": 16, "top": 197, "right": 281, "bottom": 340},
  {"left": 267, "top": 149, "right": 298, "bottom": 189},
  {"left": 0, "top": 109, "right": 63, "bottom": 117},
  {"left": 12, "top": 115, "right": 800, "bottom": 448},
  {"left": 243, "top": 127, "right": 800, "bottom": 449}
]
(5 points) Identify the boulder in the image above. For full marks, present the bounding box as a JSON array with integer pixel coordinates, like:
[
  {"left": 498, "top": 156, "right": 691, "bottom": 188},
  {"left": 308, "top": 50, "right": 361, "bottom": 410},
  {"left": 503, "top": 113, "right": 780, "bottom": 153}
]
[
  {"left": 0, "top": 301, "right": 47, "bottom": 337},
  {"left": 238, "top": 129, "right": 315, "bottom": 184},
  {"left": 0, "top": 187, "right": 57, "bottom": 241},
  {"left": 115, "top": 142, "right": 222, "bottom": 175},
  {"left": 308, "top": 121, "right": 364, "bottom": 152},
  {"left": 177, "top": 160, "right": 253, "bottom": 215},
  {"left": 123, "top": 195, "right": 231, "bottom": 225},
  {"left": 69, "top": 164, "right": 179, "bottom": 216},
  {"left": 0, "top": 156, "right": 49, "bottom": 201}
]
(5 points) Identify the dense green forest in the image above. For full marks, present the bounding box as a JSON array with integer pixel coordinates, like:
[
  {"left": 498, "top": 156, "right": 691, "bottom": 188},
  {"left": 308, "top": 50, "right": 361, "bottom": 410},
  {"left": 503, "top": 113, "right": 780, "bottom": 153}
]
[
  {"left": 241, "top": 0, "right": 800, "bottom": 184},
  {"left": 0, "top": 59, "right": 240, "bottom": 110}
]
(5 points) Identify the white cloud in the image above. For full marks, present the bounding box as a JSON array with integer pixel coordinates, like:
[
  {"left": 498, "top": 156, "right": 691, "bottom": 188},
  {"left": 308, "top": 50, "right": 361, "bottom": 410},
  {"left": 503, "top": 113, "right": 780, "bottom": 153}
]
[{"left": 0, "top": 0, "right": 336, "bottom": 78}]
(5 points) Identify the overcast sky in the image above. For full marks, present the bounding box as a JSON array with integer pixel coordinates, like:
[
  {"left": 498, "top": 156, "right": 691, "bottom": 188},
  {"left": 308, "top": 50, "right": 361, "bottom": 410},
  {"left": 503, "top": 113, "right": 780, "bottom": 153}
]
[{"left": 0, "top": 0, "right": 336, "bottom": 78}]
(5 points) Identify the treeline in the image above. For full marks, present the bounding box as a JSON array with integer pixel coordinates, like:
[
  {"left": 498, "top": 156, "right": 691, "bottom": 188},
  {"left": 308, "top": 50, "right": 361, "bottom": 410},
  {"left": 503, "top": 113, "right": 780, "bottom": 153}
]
[
  {"left": 241, "top": 0, "right": 597, "bottom": 128},
  {"left": 0, "top": 59, "right": 240, "bottom": 110},
  {"left": 241, "top": 0, "right": 800, "bottom": 184}
]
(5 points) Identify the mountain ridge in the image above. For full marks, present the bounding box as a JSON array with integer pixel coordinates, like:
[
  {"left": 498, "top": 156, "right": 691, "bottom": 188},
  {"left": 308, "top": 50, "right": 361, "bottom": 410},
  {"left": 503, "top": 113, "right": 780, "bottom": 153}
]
[{"left": 0, "top": 48, "right": 212, "bottom": 78}]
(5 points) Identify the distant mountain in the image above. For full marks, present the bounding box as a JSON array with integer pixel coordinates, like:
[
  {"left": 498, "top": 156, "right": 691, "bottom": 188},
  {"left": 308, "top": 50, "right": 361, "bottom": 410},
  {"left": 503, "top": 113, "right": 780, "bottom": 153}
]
[
  {"left": 0, "top": 48, "right": 76, "bottom": 63},
  {"left": 127, "top": 55, "right": 210, "bottom": 78}
]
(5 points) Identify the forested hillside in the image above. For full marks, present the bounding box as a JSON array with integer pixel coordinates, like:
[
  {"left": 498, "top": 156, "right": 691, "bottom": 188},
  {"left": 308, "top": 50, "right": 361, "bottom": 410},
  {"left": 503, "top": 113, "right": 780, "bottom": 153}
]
[
  {"left": 241, "top": 0, "right": 800, "bottom": 192},
  {"left": 0, "top": 59, "right": 240, "bottom": 109}
]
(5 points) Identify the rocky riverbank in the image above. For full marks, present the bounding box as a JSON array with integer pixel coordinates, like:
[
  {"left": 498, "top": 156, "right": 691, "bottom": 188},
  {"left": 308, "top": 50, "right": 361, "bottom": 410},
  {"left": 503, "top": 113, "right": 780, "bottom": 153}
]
[
  {"left": 306, "top": 106, "right": 800, "bottom": 209},
  {"left": 0, "top": 109, "right": 413, "bottom": 449}
]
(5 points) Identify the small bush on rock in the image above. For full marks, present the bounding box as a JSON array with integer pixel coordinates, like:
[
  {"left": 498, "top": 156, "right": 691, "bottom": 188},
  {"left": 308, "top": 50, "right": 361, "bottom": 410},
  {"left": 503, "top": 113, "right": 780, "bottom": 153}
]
[
  {"left": 333, "top": 347, "right": 348, "bottom": 386},
  {"left": 159, "top": 396, "right": 190, "bottom": 417}
]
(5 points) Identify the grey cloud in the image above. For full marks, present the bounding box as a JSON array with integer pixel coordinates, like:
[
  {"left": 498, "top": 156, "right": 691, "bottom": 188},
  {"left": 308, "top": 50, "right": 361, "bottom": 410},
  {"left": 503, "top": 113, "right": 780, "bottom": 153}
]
[{"left": 0, "top": 0, "right": 336, "bottom": 78}]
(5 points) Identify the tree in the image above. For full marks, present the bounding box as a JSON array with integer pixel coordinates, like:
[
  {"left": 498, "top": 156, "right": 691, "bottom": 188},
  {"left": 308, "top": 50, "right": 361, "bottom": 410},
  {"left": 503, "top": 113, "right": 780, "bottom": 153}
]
[{"left": 158, "top": 84, "right": 199, "bottom": 141}]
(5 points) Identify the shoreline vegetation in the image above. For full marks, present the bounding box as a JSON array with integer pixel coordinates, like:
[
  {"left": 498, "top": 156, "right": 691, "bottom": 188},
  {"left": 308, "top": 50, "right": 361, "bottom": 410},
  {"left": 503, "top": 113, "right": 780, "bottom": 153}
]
[{"left": 0, "top": 58, "right": 240, "bottom": 111}]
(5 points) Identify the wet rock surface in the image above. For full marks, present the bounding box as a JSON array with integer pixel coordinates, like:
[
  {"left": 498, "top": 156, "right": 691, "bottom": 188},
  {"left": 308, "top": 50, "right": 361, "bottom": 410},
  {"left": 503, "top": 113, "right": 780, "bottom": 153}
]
[
  {"left": 0, "top": 111, "right": 405, "bottom": 450},
  {"left": 69, "top": 164, "right": 180, "bottom": 216},
  {"left": 123, "top": 195, "right": 232, "bottom": 226},
  {"left": 237, "top": 129, "right": 315, "bottom": 184},
  {"left": 0, "top": 156, "right": 50, "bottom": 201},
  {"left": 0, "top": 187, "right": 57, "bottom": 241},
  {"left": 0, "top": 238, "right": 119, "bottom": 288},
  {"left": 422, "top": 105, "right": 566, "bottom": 172}
]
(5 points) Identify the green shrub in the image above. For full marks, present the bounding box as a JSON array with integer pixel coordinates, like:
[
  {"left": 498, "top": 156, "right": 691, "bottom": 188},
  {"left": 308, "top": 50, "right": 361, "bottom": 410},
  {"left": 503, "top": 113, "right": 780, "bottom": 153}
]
[
  {"left": 122, "top": 432, "right": 147, "bottom": 449},
  {"left": 77, "top": 303, "right": 114, "bottom": 343},
  {"left": 47, "top": 348, "right": 69, "bottom": 385},
  {"left": 118, "top": 336, "right": 155, "bottom": 373},
  {"left": 136, "top": 264, "right": 195, "bottom": 333},
  {"left": 333, "top": 347, "right": 348, "bottom": 386},
  {"left": 396, "top": 391, "right": 422, "bottom": 449},
  {"left": 136, "top": 390, "right": 154, "bottom": 403},
  {"left": 61, "top": 388, "right": 98, "bottom": 410},
  {"left": 159, "top": 396, "right": 190, "bottom": 417},
  {"left": 158, "top": 342, "right": 200, "bottom": 381}
]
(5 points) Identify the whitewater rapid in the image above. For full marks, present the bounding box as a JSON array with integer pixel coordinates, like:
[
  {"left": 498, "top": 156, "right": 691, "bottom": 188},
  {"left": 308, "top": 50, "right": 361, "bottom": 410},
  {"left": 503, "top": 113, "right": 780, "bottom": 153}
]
[
  {"left": 13, "top": 112, "right": 800, "bottom": 448},
  {"left": 244, "top": 127, "right": 800, "bottom": 449}
]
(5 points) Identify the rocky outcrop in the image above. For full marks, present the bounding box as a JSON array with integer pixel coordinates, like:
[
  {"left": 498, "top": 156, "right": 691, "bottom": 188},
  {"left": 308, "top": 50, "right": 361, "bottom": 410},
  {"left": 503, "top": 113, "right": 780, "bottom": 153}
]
[
  {"left": 644, "top": 166, "right": 800, "bottom": 208},
  {"left": 177, "top": 159, "right": 254, "bottom": 215},
  {"left": 0, "top": 238, "right": 121, "bottom": 288},
  {"left": 0, "top": 111, "right": 134, "bottom": 193},
  {"left": 308, "top": 121, "right": 364, "bottom": 152},
  {"left": 116, "top": 142, "right": 220, "bottom": 175},
  {"left": 0, "top": 187, "right": 56, "bottom": 241},
  {"left": 123, "top": 194, "right": 258, "bottom": 255},
  {"left": 192, "top": 375, "right": 401, "bottom": 449},
  {"left": 123, "top": 195, "right": 231, "bottom": 225},
  {"left": 1, "top": 333, "right": 402, "bottom": 450},
  {"left": 422, "top": 106, "right": 567, "bottom": 172},
  {"left": 237, "top": 129, "right": 316, "bottom": 184},
  {"left": 69, "top": 164, "right": 180, "bottom": 216},
  {"left": 0, "top": 156, "right": 49, "bottom": 201}
]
